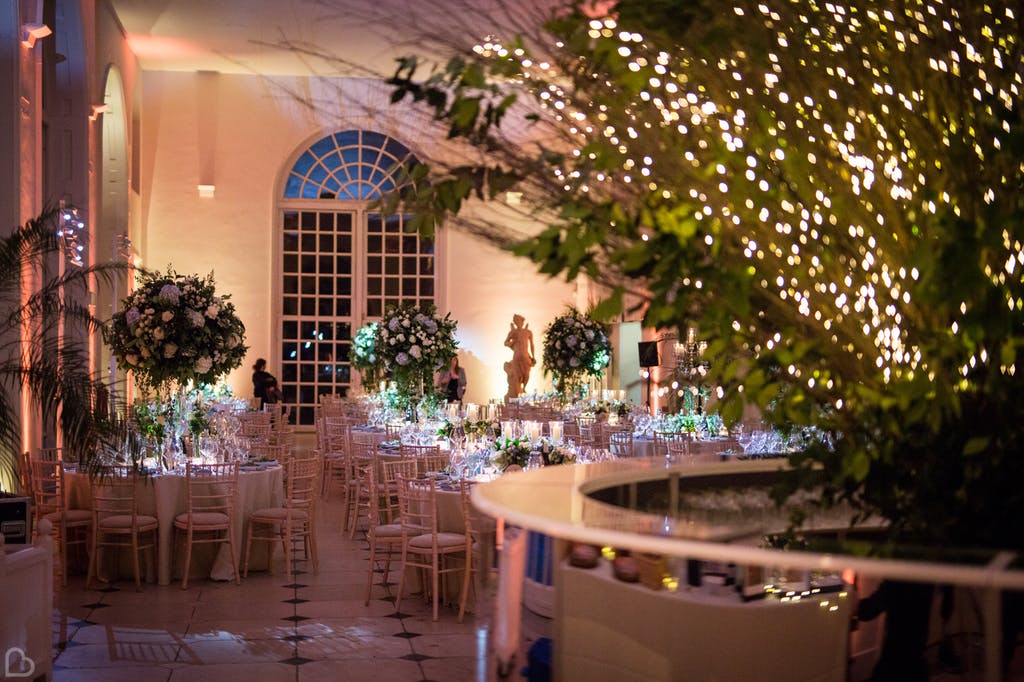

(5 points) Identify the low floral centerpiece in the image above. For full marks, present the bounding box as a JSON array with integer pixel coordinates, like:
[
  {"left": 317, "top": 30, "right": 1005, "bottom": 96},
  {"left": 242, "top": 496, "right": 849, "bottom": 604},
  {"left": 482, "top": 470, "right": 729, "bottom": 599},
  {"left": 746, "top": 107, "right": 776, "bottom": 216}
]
[
  {"left": 492, "top": 436, "right": 533, "bottom": 470},
  {"left": 542, "top": 308, "right": 611, "bottom": 398},
  {"left": 375, "top": 303, "right": 457, "bottom": 410},
  {"left": 537, "top": 437, "right": 576, "bottom": 465}
]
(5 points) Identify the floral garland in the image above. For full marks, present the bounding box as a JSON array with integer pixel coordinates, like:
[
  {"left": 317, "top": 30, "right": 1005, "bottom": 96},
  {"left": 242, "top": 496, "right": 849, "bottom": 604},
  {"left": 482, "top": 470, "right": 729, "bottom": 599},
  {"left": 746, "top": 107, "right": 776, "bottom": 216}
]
[
  {"left": 492, "top": 437, "right": 532, "bottom": 470},
  {"left": 537, "top": 437, "right": 576, "bottom": 465},
  {"left": 107, "top": 270, "right": 247, "bottom": 392},
  {"left": 542, "top": 308, "right": 611, "bottom": 395},
  {"left": 351, "top": 321, "right": 383, "bottom": 387},
  {"left": 376, "top": 303, "right": 457, "bottom": 403}
]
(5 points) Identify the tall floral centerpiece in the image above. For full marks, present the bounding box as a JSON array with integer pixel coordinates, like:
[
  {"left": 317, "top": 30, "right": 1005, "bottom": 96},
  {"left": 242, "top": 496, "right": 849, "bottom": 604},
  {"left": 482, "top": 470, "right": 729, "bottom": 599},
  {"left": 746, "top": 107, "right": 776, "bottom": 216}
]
[
  {"left": 106, "top": 270, "right": 247, "bottom": 464},
  {"left": 375, "top": 303, "right": 457, "bottom": 413},
  {"left": 542, "top": 308, "right": 611, "bottom": 399},
  {"left": 351, "top": 321, "right": 384, "bottom": 390}
]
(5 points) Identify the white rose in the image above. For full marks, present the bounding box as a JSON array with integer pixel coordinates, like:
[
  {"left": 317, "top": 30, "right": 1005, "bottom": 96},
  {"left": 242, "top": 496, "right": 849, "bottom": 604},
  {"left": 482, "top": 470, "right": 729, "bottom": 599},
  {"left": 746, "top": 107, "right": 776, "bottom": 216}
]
[
  {"left": 140, "top": 347, "right": 151, "bottom": 358},
  {"left": 409, "top": 345, "right": 422, "bottom": 359},
  {"left": 153, "top": 328, "right": 165, "bottom": 340},
  {"left": 164, "top": 343, "right": 178, "bottom": 358},
  {"left": 206, "top": 304, "right": 220, "bottom": 319},
  {"left": 162, "top": 311, "right": 174, "bottom": 322},
  {"left": 195, "top": 356, "right": 213, "bottom": 374},
  {"left": 126, "top": 354, "right": 138, "bottom": 366}
]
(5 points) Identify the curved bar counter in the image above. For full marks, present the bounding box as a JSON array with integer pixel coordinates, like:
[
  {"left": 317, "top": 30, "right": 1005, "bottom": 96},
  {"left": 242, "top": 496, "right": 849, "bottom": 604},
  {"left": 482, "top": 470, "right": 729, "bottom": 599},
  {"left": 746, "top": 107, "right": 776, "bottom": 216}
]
[{"left": 472, "top": 458, "right": 1024, "bottom": 681}]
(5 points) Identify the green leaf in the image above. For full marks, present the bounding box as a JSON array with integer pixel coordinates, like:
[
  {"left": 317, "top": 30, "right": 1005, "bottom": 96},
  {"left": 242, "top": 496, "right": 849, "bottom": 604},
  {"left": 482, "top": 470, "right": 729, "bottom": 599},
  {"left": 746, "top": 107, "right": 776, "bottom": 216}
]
[{"left": 963, "top": 437, "right": 989, "bottom": 456}]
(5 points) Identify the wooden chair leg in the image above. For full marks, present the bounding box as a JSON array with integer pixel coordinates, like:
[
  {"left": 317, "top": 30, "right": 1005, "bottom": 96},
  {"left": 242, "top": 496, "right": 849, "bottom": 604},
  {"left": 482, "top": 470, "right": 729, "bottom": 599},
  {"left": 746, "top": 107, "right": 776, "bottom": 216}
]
[
  {"left": 309, "top": 519, "right": 319, "bottom": 573},
  {"left": 431, "top": 555, "right": 440, "bottom": 622},
  {"left": 458, "top": 552, "right": 471, "bottom": 623},
  {"left": 395, "top": 546, "right": 408, "bottom": 615},
  {"left": 85, "top": 528, "right": 98, "bottom": 589},
  {"left": 242, "top": 522, "right": 254, "bottom": 578},
  {"left": 131, "top": 531, "right": 142, "bottom": 591},
  {"left": 365, "top": 533, "right": 377, "bottom": 606},
  {"left": 284, "top": 521, "right": 293, "bottom": 581},
  {"left": 181, "top": 529, "right": 193, "bottom": 590},
  {"left": 228, "top": 525, "right": 240, "bottom": 585}
]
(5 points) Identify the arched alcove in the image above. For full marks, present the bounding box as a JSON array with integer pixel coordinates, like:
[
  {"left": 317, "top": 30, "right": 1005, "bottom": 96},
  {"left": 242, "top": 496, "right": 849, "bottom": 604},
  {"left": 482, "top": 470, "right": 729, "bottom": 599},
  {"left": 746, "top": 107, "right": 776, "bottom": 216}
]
[
  {"left": 98, "top": 64, "right": 130, "bottom": 397},
  {"left": 276, "top": 130, "right": 435, "bottom": 425}
]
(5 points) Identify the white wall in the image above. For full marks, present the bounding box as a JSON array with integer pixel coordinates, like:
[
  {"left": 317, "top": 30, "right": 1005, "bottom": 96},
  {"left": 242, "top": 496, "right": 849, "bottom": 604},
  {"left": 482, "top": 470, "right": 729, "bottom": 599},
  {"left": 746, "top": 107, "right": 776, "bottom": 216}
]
[{"left": 138, "top": 71, "right": 576, "bottom": 403}]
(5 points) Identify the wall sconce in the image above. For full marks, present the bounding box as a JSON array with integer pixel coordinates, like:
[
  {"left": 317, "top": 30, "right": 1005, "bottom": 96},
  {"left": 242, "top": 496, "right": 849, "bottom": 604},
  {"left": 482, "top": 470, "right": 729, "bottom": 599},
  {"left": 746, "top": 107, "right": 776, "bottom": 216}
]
[
  {"left": 88, "top": 104, "right": 109, "bottom": 121},
  {"left": 197, "top": 184, "right": 215, "bottom": 198},
  {"left": 116, "top": 232, "right": 133, "bottom": 262},
  {"left": 21, "top": 23, "right": 52, "bottom": 49},
  {"left": 57, "top": 202, "right": 86, "bottom": 267}
]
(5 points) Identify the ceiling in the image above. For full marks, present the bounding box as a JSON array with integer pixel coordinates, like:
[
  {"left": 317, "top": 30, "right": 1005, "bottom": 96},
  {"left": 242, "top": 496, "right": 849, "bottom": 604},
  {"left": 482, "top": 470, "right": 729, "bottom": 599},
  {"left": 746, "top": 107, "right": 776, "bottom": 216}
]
[{"left": 108, "top": 0, "right": 556, "bottom": 78}]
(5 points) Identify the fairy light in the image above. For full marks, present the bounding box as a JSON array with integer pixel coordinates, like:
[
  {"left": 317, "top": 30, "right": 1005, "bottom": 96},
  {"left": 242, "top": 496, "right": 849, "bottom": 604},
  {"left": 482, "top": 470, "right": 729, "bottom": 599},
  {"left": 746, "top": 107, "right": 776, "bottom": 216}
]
[{"left": 465, "top": 1, "right": 1023, "bottom": 389}]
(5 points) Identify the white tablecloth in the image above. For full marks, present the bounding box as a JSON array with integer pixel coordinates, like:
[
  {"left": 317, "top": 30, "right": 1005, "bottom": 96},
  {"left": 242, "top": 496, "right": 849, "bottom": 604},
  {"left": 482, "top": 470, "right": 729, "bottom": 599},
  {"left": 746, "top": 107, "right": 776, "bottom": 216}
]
[{"left": 66, "top": 467, "right": 284, "bottom": 585}]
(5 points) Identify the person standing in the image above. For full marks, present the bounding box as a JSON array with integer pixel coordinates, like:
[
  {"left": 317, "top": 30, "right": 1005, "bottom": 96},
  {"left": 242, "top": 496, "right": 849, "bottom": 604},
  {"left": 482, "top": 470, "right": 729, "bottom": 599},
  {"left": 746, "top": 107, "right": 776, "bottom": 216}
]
[
  {"left": 251, "top": 358, "right": 278, "bottom": 409},
  {"left": 436, "top": 356, "right": 467, "bottom": 402}
]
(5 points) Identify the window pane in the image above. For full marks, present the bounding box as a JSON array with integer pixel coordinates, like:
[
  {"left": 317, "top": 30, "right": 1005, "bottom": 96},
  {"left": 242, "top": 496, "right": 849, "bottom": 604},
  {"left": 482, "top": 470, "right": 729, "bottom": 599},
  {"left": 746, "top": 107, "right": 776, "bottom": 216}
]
[
  {"left": 283, "top": 231, "right": 298, "bottom": 252},
  {"left": 280, "top": 132, "right": 427, "bottom": 426}
]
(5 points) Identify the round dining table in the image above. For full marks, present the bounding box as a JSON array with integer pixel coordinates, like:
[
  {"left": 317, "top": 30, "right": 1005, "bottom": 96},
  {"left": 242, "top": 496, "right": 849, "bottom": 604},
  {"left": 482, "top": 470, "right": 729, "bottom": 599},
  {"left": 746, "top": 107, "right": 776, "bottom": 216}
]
[{"left": 65, "top": 465, "right": 284, "bottom": 585}]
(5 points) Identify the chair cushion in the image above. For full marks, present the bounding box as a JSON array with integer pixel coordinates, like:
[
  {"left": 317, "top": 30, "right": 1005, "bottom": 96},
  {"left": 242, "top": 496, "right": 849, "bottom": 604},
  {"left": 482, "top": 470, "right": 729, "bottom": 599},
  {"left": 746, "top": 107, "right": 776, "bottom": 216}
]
[
  {"left": 250, "top": 507, "right": 309, "bottom": 521},
  {"left": 44, "top": 508, "right": 92, "bottom": 524},
  {"left": 408, "top": 532, "right": 467, "bottom": 549},
  {"left": 99, "top": 514, "right": 158, "bottom": 530},
  {"left": 371, "top": 523, "right": 403, "bottom": 538},
  {"left": 174, "top": 511, "right": 230, "bottom": 527}
]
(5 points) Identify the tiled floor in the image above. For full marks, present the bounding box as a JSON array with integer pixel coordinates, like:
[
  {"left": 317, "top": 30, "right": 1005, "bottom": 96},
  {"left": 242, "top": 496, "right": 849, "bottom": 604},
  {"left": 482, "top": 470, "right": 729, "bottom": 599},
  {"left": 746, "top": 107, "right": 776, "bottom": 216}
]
[{"left": 50, "top": 493, "right": 550, "bottom": 681}]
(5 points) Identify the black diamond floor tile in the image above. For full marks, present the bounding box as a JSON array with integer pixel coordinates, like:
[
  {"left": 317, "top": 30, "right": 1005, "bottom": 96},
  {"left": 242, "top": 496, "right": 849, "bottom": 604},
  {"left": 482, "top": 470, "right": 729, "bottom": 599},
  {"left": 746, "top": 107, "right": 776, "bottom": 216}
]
[
  {"left": 399, "top": 653, "right": 434, "bottom": 662},
  {"left": 279, "top": 656, "right": 314, "bottom": 666},
  {"left": 392, "top": 631, "right": 420, "bottom": 639},
  {"left": 282, "top": 598, "right": 309, "bottom": 605},
  {"left": 281, "top": 634, "right": 311, "bottom": 643},
  {"left": 282, "top": 583, "right": 307, "bottom": 589},
  {"left": 378, "top": 596, "right": 397, "bottom": 603},
  {"left": 281, "top": 615, "right": 310, "bottom": 623},
  {"left": 385, "top": 612, "right": 411, "bottom": 619},
  {"left": 80, "top": 602, "right": 109, "bottom": 609}
]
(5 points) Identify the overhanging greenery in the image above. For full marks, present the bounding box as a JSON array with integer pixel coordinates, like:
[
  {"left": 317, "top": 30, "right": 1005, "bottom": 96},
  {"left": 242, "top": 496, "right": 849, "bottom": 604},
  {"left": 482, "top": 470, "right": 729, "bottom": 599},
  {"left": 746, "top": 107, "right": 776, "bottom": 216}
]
[{"left": 384, "top": 0, "right": 1024, "bottom": 551}]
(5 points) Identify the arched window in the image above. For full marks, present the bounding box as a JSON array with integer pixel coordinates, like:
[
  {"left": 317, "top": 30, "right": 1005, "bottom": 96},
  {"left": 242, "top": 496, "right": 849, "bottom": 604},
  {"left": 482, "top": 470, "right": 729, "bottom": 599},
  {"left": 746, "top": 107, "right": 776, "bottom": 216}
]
[{"left": 279, "top": 130, "right": 435, "bottom": 426}]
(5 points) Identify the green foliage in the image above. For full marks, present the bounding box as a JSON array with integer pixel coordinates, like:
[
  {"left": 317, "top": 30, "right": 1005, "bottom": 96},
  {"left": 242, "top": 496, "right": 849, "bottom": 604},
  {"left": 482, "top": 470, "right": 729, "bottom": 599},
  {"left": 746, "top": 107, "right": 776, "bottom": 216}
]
[
  {"left": 0, "top": 207, "right": 132, "bottom": 489},
  {"left": 385, "top": 0, "right": 1024, "bottom": 551}
]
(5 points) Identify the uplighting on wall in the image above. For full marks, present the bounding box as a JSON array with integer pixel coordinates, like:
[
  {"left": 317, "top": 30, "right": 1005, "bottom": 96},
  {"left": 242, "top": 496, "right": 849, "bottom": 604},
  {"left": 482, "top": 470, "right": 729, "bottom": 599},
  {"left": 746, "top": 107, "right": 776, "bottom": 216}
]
[
  {"left": 197, "top": 184, "right": 216, "bottom": 198},
  {"left": 21, "top": 23, "right": 52, "bottom": 49}
]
